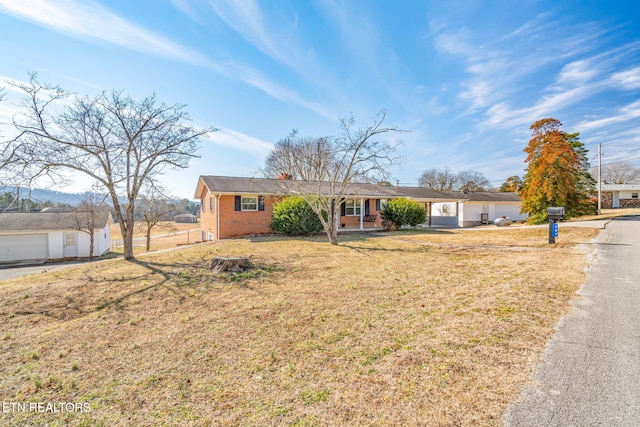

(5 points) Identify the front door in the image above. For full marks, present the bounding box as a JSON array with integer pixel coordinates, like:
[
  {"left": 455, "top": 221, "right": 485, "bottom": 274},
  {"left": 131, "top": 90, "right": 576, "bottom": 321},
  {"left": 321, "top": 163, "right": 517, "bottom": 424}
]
[{"left": 63, "top": 232, "right": 77, "bottom": 257}]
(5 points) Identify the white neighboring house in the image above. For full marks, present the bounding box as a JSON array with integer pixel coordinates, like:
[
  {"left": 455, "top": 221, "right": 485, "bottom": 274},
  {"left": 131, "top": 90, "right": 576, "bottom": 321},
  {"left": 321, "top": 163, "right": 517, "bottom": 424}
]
[
  {"left": 0, "top": 210, "right": 113, "bottom": 263},
  {"left": 600, "top": 183, "right": 640, "bottom": 208},
  {"left": 455, "top": 192, "right": 528, "bottom": 227},
  {"left": 398, "top": 187, "right": 527, "bottom": 227}
]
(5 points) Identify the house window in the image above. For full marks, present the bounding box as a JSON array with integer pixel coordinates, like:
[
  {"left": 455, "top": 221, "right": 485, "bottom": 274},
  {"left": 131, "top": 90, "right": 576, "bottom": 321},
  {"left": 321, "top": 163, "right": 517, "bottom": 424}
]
[
  {"left": 241, "top": 197, "right": 258, "bottom": 211},
  {"left": 344, "top": 200, "right": 361, "bottom": 216},
  {"left": 632, "top": 193, "right": 638, "bottom": 199},
  {"left": 235, "top": 195, "right": 265, "bottom": 211},
  {"left": 210, "top": 196, "right": 215, "bottom": 212},
  {"left": 201, "top": 198, "right": 205, "bottom": 212}
]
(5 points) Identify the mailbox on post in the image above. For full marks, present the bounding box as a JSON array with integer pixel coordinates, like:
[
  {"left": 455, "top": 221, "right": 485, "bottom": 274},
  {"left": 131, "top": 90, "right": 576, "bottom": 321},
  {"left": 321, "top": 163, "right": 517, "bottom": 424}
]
[
  {"left": 547, "top": 207, "right": 565, "bottom": 221},
  {"left": 546, "top": 207, "right": 565, "bottom": 243}
]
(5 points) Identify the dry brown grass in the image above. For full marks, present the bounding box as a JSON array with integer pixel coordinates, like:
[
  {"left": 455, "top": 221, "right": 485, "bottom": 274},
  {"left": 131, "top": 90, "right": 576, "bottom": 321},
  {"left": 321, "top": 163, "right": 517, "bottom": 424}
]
[
  {"left": 0, "top": 226, "right": 600, "bottom": 426},
  {"left": 110, "top": 221, "right": 200, "bottom": 254},
  {"left": 574, "top": 207, "right": 639, "bottom": 221}
]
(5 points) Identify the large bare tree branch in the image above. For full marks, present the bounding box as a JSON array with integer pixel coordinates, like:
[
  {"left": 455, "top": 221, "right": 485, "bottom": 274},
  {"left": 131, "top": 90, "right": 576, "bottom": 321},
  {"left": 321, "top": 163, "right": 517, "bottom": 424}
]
[
  {"left": 263, "top": 109, "right": 406, "bottom": 245},
  {"left": 11, "top": 73, "right": 216, "bottom": 260}
]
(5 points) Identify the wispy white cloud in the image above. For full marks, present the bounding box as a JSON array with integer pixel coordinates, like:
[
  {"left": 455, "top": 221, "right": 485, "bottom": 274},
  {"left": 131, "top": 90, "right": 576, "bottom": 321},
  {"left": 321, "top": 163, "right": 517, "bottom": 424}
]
[
  {"left": 207, "top": 0, "right": 295, "bottom": 68},
  {"left": 0, "top": 0, "right": 338, "bottom": 120},
  {"left": 433, "top": 14, "right": 608, "bottom": 114},
  {"left": 315, "top": 0, "right": 418, "bottom": 114},
  {"left": 610, "top": 66, "right": 640, "bottom": 89},
  {"left": 485, "top": 86, "right": 593, "bottom": 129},
  {"left": 203, "top": 128, "right": 273, "bottom": 156},
  {"left": 0, "top": 0, "right": 215, "bottom": 68},
  {"left": 577, "top": 100, "right": 640, "bottom": 131},
  {"left": 170, "top": 0, "right": 204, "bottom": 25},
  {"left": 203, "top": 0, "right": 352, "bottom": 117},
  {"left": 556, "top": 60, "right": 599, "bottom": 85}
]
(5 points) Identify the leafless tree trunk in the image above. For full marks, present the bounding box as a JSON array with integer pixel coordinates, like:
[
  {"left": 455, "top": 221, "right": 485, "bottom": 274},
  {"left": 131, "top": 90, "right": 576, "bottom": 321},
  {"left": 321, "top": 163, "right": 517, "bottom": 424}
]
[
  {"left": 11, "top": 73, "right": 215, "bottom": 260},
  {"left": 137, "top": 188, "right": 173, "bottom": 252},
  {"left": 74, "top": 191, "right": 108, "bottom": 259}
]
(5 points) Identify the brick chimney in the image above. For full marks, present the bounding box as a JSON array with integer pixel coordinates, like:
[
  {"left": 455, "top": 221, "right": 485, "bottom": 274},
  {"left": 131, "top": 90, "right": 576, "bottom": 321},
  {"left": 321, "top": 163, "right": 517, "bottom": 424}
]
[{"left": 278, "top": 173, "right": 291, "bottom": 180}]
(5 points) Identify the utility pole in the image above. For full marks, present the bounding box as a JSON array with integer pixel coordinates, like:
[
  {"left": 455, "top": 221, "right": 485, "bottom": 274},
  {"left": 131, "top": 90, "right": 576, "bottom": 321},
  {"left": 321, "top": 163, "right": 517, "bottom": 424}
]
[{"left": 597, "top": 143, "right": 602, "bottom": 215}]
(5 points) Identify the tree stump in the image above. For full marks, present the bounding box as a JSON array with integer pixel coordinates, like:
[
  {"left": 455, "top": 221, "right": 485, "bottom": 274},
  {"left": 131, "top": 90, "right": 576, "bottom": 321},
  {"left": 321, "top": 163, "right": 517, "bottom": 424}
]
[{"left": 208, "top": 257, "right": 253, "bottom": 273}]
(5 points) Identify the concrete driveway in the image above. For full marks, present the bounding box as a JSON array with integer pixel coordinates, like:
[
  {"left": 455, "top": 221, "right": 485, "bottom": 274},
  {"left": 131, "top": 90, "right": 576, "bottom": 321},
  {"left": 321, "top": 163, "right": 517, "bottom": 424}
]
[
  {"left": 0, "top": 260, "right": 88, "bottom": 281},
  {"left": 504, "top": 215, "right": 640, "bottom": 426}
]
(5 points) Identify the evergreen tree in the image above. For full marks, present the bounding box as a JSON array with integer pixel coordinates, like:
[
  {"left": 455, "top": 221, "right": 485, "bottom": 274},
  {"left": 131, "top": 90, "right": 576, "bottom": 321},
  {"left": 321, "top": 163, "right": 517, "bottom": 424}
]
[{"left": 519, "top": 118, "right": 595, "bottom": 223}]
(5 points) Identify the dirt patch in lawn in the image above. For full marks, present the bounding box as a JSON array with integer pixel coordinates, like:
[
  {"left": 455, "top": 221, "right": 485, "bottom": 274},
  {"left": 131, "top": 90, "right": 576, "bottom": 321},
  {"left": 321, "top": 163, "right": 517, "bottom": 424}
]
[{"left": 0, "top": 227, "right": 599, "bottom": 426}]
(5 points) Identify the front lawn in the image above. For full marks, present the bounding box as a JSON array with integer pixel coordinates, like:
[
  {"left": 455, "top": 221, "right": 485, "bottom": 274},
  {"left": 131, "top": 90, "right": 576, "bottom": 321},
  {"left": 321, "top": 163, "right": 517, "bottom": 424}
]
[{"left": 0, "top": 227, "right": 598, "bottom": 426}]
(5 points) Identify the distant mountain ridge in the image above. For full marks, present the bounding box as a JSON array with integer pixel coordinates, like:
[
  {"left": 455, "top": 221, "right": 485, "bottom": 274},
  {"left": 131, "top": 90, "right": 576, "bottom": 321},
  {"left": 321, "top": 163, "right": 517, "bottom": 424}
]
[{"left": 0, "top": 187, "right": 101, "bottom": 206}]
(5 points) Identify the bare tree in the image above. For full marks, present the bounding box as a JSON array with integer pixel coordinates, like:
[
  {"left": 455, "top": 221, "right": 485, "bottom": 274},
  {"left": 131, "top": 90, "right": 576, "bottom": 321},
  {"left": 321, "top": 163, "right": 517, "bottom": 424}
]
[
  {"left": 418, "top": 167, "right": 489, "bottom": 192},
  {"left": 418, "top": 167, "right": 458, "bottom": 191},
  {"left": 262, "top": 131, "right": 337, "bottom": 180},
  {"left": 137, "top": 188, "right": 173, "bottom": 252},
  {"left": 266, "top": 110, "right": 405, "bottom": 245},
  {"left": 11, "top": 74, "right": 214, "bottom": 260},
  {"left": 457, "top": 170, "right": 489, "bottom": 192},
  {"left": 594, "top": 161, "right": 640, "bottom": 184},
  {"left": 74, "top": 191, "right": 109, "bottom": 259},
  {"left": 0, "top": 88, "right": 26, "bottom": 186}
]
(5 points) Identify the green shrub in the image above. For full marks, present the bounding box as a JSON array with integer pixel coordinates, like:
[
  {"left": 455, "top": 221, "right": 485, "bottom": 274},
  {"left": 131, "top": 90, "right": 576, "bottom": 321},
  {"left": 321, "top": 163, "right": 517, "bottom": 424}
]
[
  {"left": 381, "top": 198, "right": 426, "bottom": 228},
  {"left": 271, "top": 197, "right": 324, "bottom": 235}
]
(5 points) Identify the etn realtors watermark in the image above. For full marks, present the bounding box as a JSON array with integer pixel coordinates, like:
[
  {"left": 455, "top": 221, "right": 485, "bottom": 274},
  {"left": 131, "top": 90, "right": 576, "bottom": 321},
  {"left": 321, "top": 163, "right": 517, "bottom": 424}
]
[{"left": 2, "top": 402, "right": 90, "bottom": 413}]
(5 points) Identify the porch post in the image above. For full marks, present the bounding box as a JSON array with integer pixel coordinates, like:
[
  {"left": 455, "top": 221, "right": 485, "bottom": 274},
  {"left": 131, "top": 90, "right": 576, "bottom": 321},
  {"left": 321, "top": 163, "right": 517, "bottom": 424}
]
[{"left": 360, "top": 198, "right": 364, "bottom": 230}]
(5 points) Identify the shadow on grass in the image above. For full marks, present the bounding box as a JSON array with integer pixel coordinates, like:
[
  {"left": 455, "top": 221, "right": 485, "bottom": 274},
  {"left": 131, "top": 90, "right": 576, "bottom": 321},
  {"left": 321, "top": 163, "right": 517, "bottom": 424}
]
[
  {"left": 246, "top": 228, "right": 455, "bottom": 245},
  {"left": 2, "top": 259, "right": 200, "bottom": 322}
]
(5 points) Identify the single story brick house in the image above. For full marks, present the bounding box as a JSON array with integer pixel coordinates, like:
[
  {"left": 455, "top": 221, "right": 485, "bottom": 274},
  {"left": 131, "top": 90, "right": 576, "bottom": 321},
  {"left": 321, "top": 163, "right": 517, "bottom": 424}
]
[
  {"left": 0, "top": 210, "right": 113, "bottom": 263},
  {"left": 194, "top": 175, "right": 527, "bottom": 241},
  {"left": 194, "top": 176, "right": 402, "bottom": 241}
]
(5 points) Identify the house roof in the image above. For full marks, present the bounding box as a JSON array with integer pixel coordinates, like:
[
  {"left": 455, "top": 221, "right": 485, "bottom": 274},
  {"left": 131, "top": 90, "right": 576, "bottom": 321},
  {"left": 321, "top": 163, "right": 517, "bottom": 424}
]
[
  {"left": 0, "top": 211, "right": 113, "bottom": 231},
  {"left": 195, "top": 175, "right": 403, "bottom": 199},
  {"left": 601, "top": 184, "right": 640, "bottom": 191},
  {"left": 458, "top": 191, "right": 522, "bottom": 202},
  {"left": 395, "top": 186, "right": 461, "bottom": 201},
  {"left": 195, "top": 175, "right": 522, "bottom": 203}
]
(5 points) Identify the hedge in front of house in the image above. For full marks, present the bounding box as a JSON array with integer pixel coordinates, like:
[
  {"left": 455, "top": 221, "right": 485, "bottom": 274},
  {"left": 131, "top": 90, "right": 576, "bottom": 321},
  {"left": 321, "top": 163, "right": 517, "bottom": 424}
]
[
  {"left": 381, "top": 198, "right": 426, "bottom": 229},
  {"left": 271, "top": 197, "right": 324, "bottom": 235}
]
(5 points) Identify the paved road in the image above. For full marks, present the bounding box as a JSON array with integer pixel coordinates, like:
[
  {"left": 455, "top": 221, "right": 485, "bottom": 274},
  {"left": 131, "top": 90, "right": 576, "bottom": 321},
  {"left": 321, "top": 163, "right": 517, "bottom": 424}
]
[
  {"left": 504, "top": 215, "right": 640, "bottom": 426},
  {"left": 0, "top": 260, "right": 88, "bottom": 281}
]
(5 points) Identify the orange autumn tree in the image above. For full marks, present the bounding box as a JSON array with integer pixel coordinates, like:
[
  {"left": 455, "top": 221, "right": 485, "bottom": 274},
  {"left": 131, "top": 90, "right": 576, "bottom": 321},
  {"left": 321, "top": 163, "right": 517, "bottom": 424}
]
[{"left": 519, "top": 118, "right": 595, "bottom": 223}]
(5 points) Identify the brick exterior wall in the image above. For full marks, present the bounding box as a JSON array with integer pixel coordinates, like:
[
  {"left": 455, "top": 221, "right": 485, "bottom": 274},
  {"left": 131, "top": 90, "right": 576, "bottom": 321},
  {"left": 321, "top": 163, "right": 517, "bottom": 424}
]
[
  {"left": 199, "top": 194, "right": 217, "bottom": 241},
  {"left": 601, "top": 192, "right": 640, "bottom": 209},
  {"left": 198, "top": 193, "right": 278, "bottom": 240},
  {"left": 620, "top": 198, "right": 640, "bottom": 208},
  {"left": 198, "top": 187, "right": 384, "bottom": 240},
  {"left": 218, "top": 195, "right": 276, "bottom": 239}
]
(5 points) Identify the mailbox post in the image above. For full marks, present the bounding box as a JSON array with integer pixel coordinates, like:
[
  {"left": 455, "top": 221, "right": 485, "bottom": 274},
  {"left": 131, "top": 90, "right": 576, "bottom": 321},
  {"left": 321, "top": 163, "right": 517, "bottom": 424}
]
[{"left": 546, "top": 207, "right": 565, "bottom": 244}]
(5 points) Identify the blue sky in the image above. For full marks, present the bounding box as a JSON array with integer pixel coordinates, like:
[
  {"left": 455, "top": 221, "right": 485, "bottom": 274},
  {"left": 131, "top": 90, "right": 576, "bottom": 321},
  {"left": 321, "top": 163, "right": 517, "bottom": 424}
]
[{"left": 1, "top": 0, "right": 639, "bottom": 199}]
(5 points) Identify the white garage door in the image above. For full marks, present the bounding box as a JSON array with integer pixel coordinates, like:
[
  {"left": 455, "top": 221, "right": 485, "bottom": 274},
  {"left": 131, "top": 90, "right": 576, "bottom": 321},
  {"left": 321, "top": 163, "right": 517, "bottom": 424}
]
[{"left": 0, "top": 234, "right": 49, "bottom": 262}]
